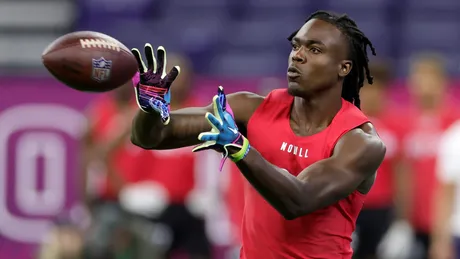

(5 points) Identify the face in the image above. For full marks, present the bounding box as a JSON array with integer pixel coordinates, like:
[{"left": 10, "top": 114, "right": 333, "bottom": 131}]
[
  {"left": 408, "top": 60, "right": 446, "bottom": 107},
  {"left": 287, "top": 19, "right": 352, "bottom": 97}
]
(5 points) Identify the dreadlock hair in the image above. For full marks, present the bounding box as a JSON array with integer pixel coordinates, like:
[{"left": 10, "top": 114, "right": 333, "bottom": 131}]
[{"left": 287, "top": 11, "right": 376, "bottom": 109}]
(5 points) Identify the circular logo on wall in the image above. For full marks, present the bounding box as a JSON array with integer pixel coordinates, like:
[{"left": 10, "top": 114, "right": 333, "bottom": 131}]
[{"left": 0, "top": 104, "right": 86, "bottom": 243}]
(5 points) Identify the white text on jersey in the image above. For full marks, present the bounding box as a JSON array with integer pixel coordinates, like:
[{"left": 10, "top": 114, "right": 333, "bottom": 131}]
[{"left": 280, "top": 142, "right": 308, "bottom": 158}]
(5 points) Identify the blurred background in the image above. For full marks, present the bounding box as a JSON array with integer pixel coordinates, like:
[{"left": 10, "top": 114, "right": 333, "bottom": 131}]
[{"left": 1, "top": 0, "right": 460, "bottom": 259}]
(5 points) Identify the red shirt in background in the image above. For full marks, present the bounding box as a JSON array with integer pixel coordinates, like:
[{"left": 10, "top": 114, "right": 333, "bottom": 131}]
[
  {"left": 363, "top": 112, "right": 402, "bottom": 209},
  {"left": 139, "top": 147, "right": 196, "bottom": 204},
  {"left": 135, "top": 98, "right": 202, "bottom": 204},
  {"left": 87, "top": 95, "right": 146, "bottom": 200},
  {"left": 398, "top": 104, "right": 460, "bottom": 233},
  {"left": 225, "top": 163, "right": 246, "bottom": 243}
]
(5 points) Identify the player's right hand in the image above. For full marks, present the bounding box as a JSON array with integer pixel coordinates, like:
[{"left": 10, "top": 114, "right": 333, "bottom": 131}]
[
  {"left": 131, "top": 44, "right": 181, "bottom": 125},
  {"left": 192, "top": 86, "right": 251, "bottom": 171}
]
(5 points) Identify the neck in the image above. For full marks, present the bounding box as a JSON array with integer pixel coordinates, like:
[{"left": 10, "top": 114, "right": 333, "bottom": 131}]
[{"left": 291, "top": 87, "right": 343, "bottom": 132}]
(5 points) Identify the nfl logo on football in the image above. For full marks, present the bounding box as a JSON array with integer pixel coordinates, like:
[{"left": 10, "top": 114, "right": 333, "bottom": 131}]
[{"left": 92, "top": 57, "right": 112, "bottom": 82}]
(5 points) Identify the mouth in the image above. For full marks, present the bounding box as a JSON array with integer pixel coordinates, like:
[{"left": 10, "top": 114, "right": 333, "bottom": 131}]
[{"left": 287, "top": 66, "right": 301, "bottom": 79}]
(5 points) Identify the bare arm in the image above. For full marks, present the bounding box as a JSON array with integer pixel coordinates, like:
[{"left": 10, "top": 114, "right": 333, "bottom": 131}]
[
  {"left": 432, "top": 182, "right": 455, "bottom": 246},
  {"left": 389, "top": 127, "right": 412, "bottom": 221},
  {"left": 78, "top": 126, "right": 93, "bottom": 204},
  {"left": 131, "top": 91, "right": 264, "bottom": 150},
  {"left": 392, "top": 157, "right": 412, "bottom": 221},
  {"left": 234, "top": 123, "right": 386, "bottom": 220},
  {"left": 430, "top": 125, "right": 460, "bottom": 259}
]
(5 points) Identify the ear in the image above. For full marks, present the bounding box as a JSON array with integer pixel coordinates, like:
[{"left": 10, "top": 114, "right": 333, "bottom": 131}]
[{"left": 338, "top": 60, "right": 352, "bottom": 77}]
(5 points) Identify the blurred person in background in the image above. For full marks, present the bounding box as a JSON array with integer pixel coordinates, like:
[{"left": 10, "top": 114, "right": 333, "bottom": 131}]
[
  {"left": 37, "top": 218, "right": 84, "bottom": 259},
  {"left": 80, "top": 82, "right": 143, "bottom": 259},
  {"left": 137, "top": 53, "right": 212, "bottom": 259},
  {"left": 431, "top": 120, "right": 460, "bottom": 259},
  {"left": 400, "top": 53, "right": 460, "bottom": 259},
  {"left": 224, "top": 164, "right": 245, "bottom": 257},
  {"left": 353, "top": 61, "right": 411, "bottom": 259}
]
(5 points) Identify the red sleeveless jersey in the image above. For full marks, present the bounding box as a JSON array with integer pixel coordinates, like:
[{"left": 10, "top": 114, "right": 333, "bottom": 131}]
[
  {"left": 241, "top": 89, "right": 370, "bottom": 259},
  {"left": 363, "top": 115, "right": 401, "bottom": 209}
]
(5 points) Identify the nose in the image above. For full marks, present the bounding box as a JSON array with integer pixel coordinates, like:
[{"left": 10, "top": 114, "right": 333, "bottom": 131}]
[{"left": 291, "top": 50, "right": 305, "bottom": 63}]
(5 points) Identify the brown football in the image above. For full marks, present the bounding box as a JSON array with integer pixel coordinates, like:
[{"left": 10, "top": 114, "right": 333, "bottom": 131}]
[{"left": 42, "top": 31, "right": 138, "bottom": 92}]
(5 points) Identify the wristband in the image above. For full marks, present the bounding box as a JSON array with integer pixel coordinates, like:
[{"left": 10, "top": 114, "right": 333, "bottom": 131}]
[{"left": 229, "top": 136, "right": 251, "bottom": 162}]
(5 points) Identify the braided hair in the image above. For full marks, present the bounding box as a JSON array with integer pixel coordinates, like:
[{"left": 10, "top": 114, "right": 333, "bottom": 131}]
[{"left": 288, "top": 11, "right": 376, "bottom": 109}]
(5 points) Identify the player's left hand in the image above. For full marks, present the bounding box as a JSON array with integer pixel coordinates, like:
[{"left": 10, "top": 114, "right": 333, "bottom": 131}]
[{"left": 192, "top": 86, "right": 251, "bottom": 171}]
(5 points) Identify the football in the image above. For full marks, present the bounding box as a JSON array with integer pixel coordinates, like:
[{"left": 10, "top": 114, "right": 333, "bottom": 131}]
[{"left": 42, "top": 31, "right": 138, "bottom": 92}]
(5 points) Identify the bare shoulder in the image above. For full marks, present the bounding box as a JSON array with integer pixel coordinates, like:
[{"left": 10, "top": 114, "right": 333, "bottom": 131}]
[
  {"left": 226, "top": 91, "right": 265, "bottom": 125},
  {"left": 333, "top": 122, "right": 386, "bottom": 175},
  {"left": 227, "top": 91, "right": 265, "bottom": 105}
]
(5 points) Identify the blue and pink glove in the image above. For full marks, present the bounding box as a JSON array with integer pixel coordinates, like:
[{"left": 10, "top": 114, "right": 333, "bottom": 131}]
[
  {"left": 192, "top": 86, "right": 251, "bottom": 171},
  {"left": 131, "top": 44, "right": 180, "bottom": 125}
]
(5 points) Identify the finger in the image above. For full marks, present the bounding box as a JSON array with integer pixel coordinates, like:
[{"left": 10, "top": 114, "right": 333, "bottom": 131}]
[
  {"left": 213, "top": 92, "right": 225, "bottom": 121},
  {"left": 198, "top": 132, "right": 219, "bottom": 142},
  {"left": 157, "top": 46, "right": 167, "bottom": 78},
  {"left": 218, "top": 85, "right": 225, "bottom": 96},
  {"left": 131, "top": 48, "right": 146, "bottom": 73},
  {"left": 205, "top": 112, "right": 223, "bottom": 131},
  {"left": 192, "top": 141, "right": 216, "bottom": 153},
  {"left": 210, "top": 96, "right": 222, "bottom": 122},
  {"left": 144, "top": 43, "right": 157, "bottom": 73},
  {"left": 164, "top": 66, "right": 181, "bottom": 85},
  {"left": 164, "top": 89, "right": 171, "bottom": 104},
  {"left": 219, "top": 86, "right": 228, "bottom": 111},
  {"left": 217, "top": 86, "right": 235, "bottom": 117},
  {"left": 218, "top": 85, "right": 226, "bottom": 110}
]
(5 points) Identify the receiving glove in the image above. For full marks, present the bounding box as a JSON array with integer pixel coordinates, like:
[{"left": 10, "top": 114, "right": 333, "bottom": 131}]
[
  {"left": 131, "top": 43, "right": 180, "bottom": 125},
  {"left": 192, "top": 86, "right": 251, "bottom": 171}
]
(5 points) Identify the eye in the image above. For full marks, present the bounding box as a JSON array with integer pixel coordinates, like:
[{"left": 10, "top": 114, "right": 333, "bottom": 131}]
[
  {"left": 291, "top": 42, "right": 300, "bottom": 51},
  {"left": 310, "top": 47, "right": 321, "bottom": 54}
]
